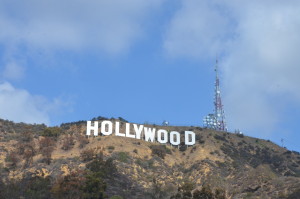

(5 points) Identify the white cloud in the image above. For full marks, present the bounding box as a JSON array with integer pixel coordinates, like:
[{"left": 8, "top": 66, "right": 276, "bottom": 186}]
[
  {"left": 0, "top": 82, "right": 64, "bottom": 125},
  {"left": 0, "top": 0, "right": 161, "bottom": 125},
  {"left": 164, "top": 0, "right": 300, "bottom": 135},
  {"left": 223, "top": 1, "right": 300, "bottom": 135},
  {"left": 0, "top": 0, "right": 163, "bottom": 54}
]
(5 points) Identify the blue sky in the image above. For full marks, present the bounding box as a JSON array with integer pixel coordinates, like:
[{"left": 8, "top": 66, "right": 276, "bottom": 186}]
[{"left": 0, "top": 0, "right": 300, "bottom": 152}]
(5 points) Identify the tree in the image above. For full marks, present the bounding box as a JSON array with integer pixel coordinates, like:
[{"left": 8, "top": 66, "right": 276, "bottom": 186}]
[
  {"left": 61, "top": 135, "right": 75, "bottom": 150},
  {"left": 78, "top": 135, "right": 89, "bottom": 148},
  {"left": 5, "top": 151, "right": 19, "bottom": 168},
  {"left": 193, "top": 185, "right": 214, "bottom": 199},
  {"left": 80, "top": 148, "right": 96, "bottom": 162},
  {"left": 15, "top": 131, "right": 36, "bottom": 168},
  {"left": 215, "top": 188, "right": 226, "bottom": 199},
  {"left": 40, "top": 127, "right": 61, "bottom": 138},
  {"left": 52, "top": 170, "right": 86, "bottom": 199},
  {"left": 82, "top": 171, "right": 107, "bottom": 199},
  {"left": 39, "top": 137, "right": 56, "bottom": 164},
  {"left": 147, "top": 178, "right": 168, "bottom": 199},
  {"left": 23, "top": 175, "right": 52, "bottom": 199},
  {"left": 23, "top": 144, "right": 36, "bottom": 167},
  {"left": 170, "top": 182, "right": 194, "bottom": 199},
  {"left": 109, "top": 196, "right": 123, "bottom": 199},
  {"left": 22, "top": 131, "right": 34, "bottom": 142}
]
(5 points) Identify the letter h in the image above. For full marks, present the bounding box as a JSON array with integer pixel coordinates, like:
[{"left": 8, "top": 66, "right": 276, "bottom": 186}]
[{"left": 86, "top": 121, "right": 99, "bottom": 136}]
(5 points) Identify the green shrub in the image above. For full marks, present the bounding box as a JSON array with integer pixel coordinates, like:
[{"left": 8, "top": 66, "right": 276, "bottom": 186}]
[
  {"left": 78, "top": 135, "right": 89, "bottom": 148},
  {"left": 117, "top": 152, "right": 129, "bottom": 163},
  {"left": 109, "top": 196, "right": 123, "bottom": 199},
  {"left": 214, "top": 134, "right": 228, "bottom": 142},
  {"left": 40, "top": 127, "right": 61, "bottom": 138},
  {"left": 80, "top": 148, "right": 96, "bottom": 162},
  {"left": 61, "top": 135, "right": 75, "bottom": 150},
  {"left": 150, "top": 145, "right": 171, "bottom": 159},
  {"left": 108, "top": 146, "right": 115, "bottom": 150},
  {"left": 135, "top": 158, "right": 154, "bottom": 169}
]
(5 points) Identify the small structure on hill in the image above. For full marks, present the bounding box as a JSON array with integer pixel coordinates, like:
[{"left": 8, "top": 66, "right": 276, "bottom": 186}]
[{"left": 162, "top": 120, "right": 169, "bottom": 126}]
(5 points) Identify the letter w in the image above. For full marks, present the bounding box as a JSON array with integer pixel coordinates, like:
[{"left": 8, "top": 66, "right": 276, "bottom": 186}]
[{"left": 144, "top": 127, "right": 156, "bottom": 142}]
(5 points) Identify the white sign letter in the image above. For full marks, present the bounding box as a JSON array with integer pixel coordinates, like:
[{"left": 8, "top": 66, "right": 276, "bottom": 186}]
[
  {"left": 125, "top": 123, "right": 135, "bottom": 138},
  {"left": 134, "top": 124, "right": 144, "bottom": 139},
  {"left": 170, "top": 131, "right": 180, "bottom": 145},
  {"left": 86, "top": 121, "right": 98, "bottom": 136},
  {"left": 101, "top": 120, "right": 113, "bottom": 136},
  {"left": 115, "top": 122, "right": 125, "bottom": 137},
  {"left": 157, "top": 129, "right": 168, "bottom": 144},
  {"left": 144, "top": 127, "right": 156, "bottom": 142},
  {"left": 185, "top": 131, "right": 195, "bottom": 145}
]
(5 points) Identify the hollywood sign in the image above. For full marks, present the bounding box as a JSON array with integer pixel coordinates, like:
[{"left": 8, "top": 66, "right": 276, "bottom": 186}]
[{"left": 86, "top": 121, "right": 196, "bottom": 146}]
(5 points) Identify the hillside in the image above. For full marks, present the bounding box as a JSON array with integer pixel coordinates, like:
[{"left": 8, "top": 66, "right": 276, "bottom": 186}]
[{"left": 0, "top": 117, "right": 300, "bottom": 199}]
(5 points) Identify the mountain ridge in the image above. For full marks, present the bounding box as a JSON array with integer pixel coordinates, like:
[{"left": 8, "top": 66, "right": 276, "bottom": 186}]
[{"left": 0, "top": 117, "right": 300, "bottom": 199}]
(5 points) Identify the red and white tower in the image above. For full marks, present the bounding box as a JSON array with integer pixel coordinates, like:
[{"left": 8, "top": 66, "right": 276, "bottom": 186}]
[{"left": 203, "top": 59, "right": 228, "bottom": 131}]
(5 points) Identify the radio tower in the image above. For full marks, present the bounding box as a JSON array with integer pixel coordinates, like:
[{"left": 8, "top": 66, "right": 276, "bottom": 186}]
[
  {"left": 203, "top": 59, "right": 228, "bottom": 131},
  {"left": 214, "top": 59, "right": 227, "bottom": 131}
]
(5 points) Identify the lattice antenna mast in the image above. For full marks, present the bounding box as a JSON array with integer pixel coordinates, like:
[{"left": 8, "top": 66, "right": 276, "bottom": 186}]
[{"left": 214, "top": 59, "right": 228, "bottom": 131}]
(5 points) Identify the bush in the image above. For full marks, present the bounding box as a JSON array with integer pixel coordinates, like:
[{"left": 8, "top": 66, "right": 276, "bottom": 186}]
[
  {"left": 108, "top": 146, "right": 115, "bottom": 150},
  {"left": 179, "top": 145, "right": 187, "bottom": 152},
  {"left": 135, "top": 158, "right": 154, "bottom": 169},
  {"left": 21, "top": 132, "right": 34, "bottom": 142},
  {"left": 150, "top": 145, "right": 171, "bottom": 159},
  {"left": 107, "top": 146, "right": 115, "bottom": 153},
  {"left": 110, "top": 196, "right": 123, "bottom": 199},
  {"left": 5, "top": 151, "right": 19, "bottom": 168},
  {"left": 81, "top": 148, "right": 96, "bottom": 162},
  {"left": 78, "top": 135, "right": 89, "bottom": 148},
  {"left": 52, "top": 170, "right": 87, "bottom": 198},
  {"left": 118, "top": 117, "right": 128, "bottom": 123},
  {"left": 17, "top": 140, "right": 36, "bottom": 167},
  {"left": 23, "top": 145, "right": 36, "bottom": 167},
  {"left": 193, "top": 185, "right": 215, "bottom": 199},
  {"left": 199, "top": 140, "right": 205, "bottom": 144},
  {"left": 215, "top": 188, "right": 226, "bottom": 199},
  {"left": 170, "top": 182, "right": 195, "bottom": 199},
  {"left": 39, "top": 137, "right": 55, "bottom": 164},
  {"left": 288, "top": 188, "right": 300, "bottom": 199},
  {"left": 40, "top": 127, "right": 61, "bottom": 138},
  {"left": 190, "top": 146, "right": 197, "bottom": 153},
  {"left": 83, "top": 171, "right": 107, "bottom": 198},
  {"left": 23, "top": 176, "right": 52, "bottom": 199},
  {"left": 117, "top": 152, "right": 129, "bottom": 163},
  {"left": 53, "top": 156, "right": 116, "bottom": 199},
  {"left": 61, "top": 135, "right": 75, "bottom": 150},
  {"left": 214, "top": 134, "right": 228, "bottom": 142}
]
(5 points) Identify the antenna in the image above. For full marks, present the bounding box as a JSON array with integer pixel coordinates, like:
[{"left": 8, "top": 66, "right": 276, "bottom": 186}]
[{"left": 203, "top": 58, "right": 228, "bottom": 131}]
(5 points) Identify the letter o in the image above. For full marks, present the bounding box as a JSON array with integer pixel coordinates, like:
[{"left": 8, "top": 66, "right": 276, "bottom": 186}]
[
  {"left": 170, "top": 131, "right": 180, "bottom": 145},
  {"left": 101, "top": 121, "right": 113, "bottom": 135},
  {"left": 157, "top": 129, "right": 168, "bottom": 144}
]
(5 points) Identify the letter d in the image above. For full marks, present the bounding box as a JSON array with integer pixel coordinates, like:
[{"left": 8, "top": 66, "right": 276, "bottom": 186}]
[{"left": 185, "top": 131, "right": 195, "bottom": 145}]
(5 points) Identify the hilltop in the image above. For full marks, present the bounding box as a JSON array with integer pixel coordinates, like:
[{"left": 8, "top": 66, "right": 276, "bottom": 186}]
[{"left": 0, "top": 117, "right": 300, "bottom": 199}]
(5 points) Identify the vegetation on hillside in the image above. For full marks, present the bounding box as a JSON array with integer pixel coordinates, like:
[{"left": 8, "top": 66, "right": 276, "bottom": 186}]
[{"left": 1, "top": 118, "right": 300, "bottom": 198}]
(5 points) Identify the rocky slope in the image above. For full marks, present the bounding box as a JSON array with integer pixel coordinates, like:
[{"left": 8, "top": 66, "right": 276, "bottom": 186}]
[{"left": 0, "top": 117, "right": 300, "bottom": 199}]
